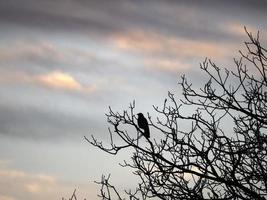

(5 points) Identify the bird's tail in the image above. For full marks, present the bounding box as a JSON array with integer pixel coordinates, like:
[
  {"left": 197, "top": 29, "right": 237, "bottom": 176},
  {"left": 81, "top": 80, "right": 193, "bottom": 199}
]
[{"left": 144, "top": 127, "right": 150, "bottom": 139}]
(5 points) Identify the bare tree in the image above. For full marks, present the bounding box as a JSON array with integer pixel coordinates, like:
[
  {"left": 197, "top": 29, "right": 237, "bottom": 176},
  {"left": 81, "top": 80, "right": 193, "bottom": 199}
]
[
  {"left": 62, "top": 189, "right": 84, "bottom": 200},
  {"left": 87, "top": 28, "right": 267, "bottom": 200}
]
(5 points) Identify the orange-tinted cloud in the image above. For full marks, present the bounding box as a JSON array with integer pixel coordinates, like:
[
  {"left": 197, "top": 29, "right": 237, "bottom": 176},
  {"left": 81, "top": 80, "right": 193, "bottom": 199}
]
[
  {"left": 0, "top": 70, "right": 97, "bottom": 93},
  {"left": 36, "top": 71, "right": 82, "bottom": 90},
  {"left": 226, "top": 22, "right": 259, "bottom": 37},
  {"left": 0, "top": 195, "right": 15, "bottom": 200},
  {"left": 145, "top": 58, "right": 190, "bottom": 73},
  {"left": 0, "top": 159, "right": 12, "bottom": 166},
  {"left": 0, "top": 167, "right": 96, "bottom": 200},
  {"left": 0, "top": 168, "right": 26, "bottom": 179},
  {"left": 112, "top": 31, "right": 162, "bottom": 53},
  {"left": 110, "top": 30, "right": 228, "bottom": 59},
  {"left": 25, "top": 183, "right": 42, "bottom": 194}
]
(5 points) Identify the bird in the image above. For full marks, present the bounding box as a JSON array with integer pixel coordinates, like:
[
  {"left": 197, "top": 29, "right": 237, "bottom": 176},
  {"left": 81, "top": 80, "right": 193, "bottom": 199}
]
[{"left": 137, "top": 113, "right": 150, "bottom": 139}]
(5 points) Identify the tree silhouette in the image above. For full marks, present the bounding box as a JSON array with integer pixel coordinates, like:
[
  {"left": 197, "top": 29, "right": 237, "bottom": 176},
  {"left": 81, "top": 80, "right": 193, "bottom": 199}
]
[{"left": 87, "top": 28, "right": 267, "bottom": 200}]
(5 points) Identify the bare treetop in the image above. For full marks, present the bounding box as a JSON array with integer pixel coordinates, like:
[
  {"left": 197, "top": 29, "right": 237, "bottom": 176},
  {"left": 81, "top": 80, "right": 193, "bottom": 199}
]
[{"left": 87, "top": 28, "right": 267, "bottom": 200}]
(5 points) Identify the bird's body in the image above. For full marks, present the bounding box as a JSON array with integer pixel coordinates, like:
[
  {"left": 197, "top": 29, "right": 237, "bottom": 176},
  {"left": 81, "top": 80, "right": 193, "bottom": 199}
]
[{"left": 137, "top": 113, "right": 150, "bottom": 139}]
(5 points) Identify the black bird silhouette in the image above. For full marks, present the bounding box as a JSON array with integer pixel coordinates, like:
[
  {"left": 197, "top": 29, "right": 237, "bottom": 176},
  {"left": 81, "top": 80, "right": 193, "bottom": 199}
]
[{"left": 137, "top": 113, "right": 150, "bottom": 139}]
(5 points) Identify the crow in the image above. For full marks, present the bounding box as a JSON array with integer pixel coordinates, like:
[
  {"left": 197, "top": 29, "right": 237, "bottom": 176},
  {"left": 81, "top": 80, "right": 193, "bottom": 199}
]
[{"left": 137, "top": 113, "right": 150, "bottom": 139}]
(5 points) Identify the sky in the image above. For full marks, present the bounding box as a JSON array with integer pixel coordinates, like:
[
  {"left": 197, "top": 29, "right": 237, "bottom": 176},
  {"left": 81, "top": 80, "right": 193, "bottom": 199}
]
[{"left": 0, "top": 0, "right": 267, "bottom": 199}]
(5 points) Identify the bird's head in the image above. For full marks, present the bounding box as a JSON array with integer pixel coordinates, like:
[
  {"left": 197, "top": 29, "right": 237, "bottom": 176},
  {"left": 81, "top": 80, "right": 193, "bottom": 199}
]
[{"left": 137, "top": 113, "right": 144, "bottom": 117}]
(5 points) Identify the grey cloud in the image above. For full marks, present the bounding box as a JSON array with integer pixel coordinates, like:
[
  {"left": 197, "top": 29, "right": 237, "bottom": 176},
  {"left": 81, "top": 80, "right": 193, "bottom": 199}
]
[
  {"left": 0, "top": 0, "right": 121, "bottom": 35},
  {"left": 0, "top": 64, "right": 181, "bottom": 141},
  {"left": 0, "top": 104, "right": 101, "bottom": 140},
  {"left": 0, "top": 0, "right": 265, "bottom": 140},
  {"left": 0, "top": 38, "right": 138, "bottom": 84},
  {"left": 0, "top": 41, "right": 104, "bottom": 74},
  {"left": 1, "top": 0, "right": 266, "bottom": 43},
  {"left": 0, "top": 84, "right": 108, "bottom": 140}
]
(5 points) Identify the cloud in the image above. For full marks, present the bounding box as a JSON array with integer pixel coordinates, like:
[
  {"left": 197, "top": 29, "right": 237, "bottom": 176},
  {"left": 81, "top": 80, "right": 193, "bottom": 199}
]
[
  {"left": 0, "top": 2, "right": 266, "bottom": 200},
  {"left": 0, "top": 195, "right": 15, "bottom": 200},
  {"left": 25, "top": 183, "right": 42, "bottom": 194},
  {"left": 0, "top": 167, "right": 95, "bottom": 200},
  {"left": 0, "top": 169, "right": 26, "bottom": 179},
  {"left": 145, "top": 58, "right": 191, "bottom": 73},
  {"left": 110, "top": 30, "right": 232, "bottom": 60},
  {"left": 225, "top": 22, "right": 267, "bottom": 40},
  {"left": 0, "top": 69, "right": 97, "bottom": 93},
  {"left": 1, "top": 0, "right": 266, "bottom": 38},
  {"left": 35, "top": 71, "right": 98, "bottom": 93},
  {"left": 0, "top": 41, "right": 57, "bottom": 60},
  {"left": 227, "top": 23, "right": 257, "bottom": 37},
  {"left": 0, "top": 40, "right": 99, "bottom": 71},
  {"left": 109, "top": 29, "right": 241, "bottom": 75},
  {"left": 0, "top": 159, "right": 12, "bottom": 166},
  {"left": 0, "top": 0, "right": 138, "bottom": 36},
  {"left": 0, "top": 168, "right": 56, "bottom": 197},
  {"left": 0, "top": 74, "right": 109, "bottom": 141},
  {"left": 111, "top": 30, "right": 162, "bottom": 53},
  {"left": 36, "top": 71, "right": 82, "bottom": 90}
]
